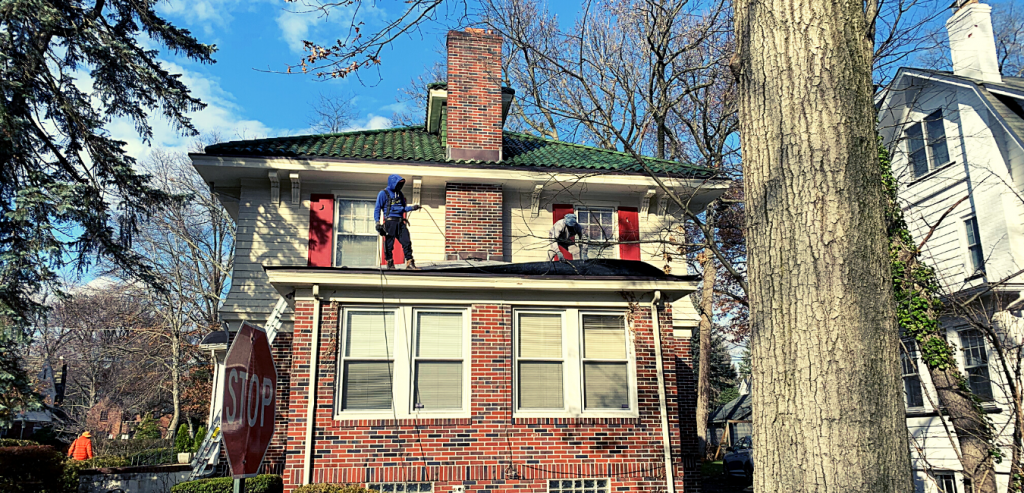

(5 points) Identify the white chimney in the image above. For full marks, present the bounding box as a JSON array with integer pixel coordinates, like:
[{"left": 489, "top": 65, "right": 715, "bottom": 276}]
[{"left": 946, "top": 1, "right": 1002, "bottom": 83}]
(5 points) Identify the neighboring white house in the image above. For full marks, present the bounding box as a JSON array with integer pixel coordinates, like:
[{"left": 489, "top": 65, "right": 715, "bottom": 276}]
[{"left": 877, "top": 2, "right": 1024, "bottom": 492}]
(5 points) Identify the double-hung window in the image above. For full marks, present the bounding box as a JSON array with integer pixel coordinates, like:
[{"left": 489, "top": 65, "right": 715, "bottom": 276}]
[
  {"left": 337, "top": 307, "right": 470, "bottom": 417},
  {"left": 335, "top": 199, "right": 378, "bottom": 267},
  {"left": 959, "top": 329, "right": 993, "bottom": 401},
  {"left": 906, "top": 109, "right": 951, "bottom": 179},
  {"left": 965, "top": 217, "right": 985, "bottom": 275},
  {"left": 413, "top": 311, "right": 465, "bottom": 410},
  {"left": 575, "top": 207, "right": 615, "bottom": 259},
  {"left": 900, "top": 338, "right": 924, "bottom": 408},
  {"left": 934, "top": 472, "right": 959, "bottom": 493},
  {"left": 340, "top": 309, "right": 395, "bottom": 411},
  {"left": 515, "top": 310, "right": 636, "bottom": 417}
]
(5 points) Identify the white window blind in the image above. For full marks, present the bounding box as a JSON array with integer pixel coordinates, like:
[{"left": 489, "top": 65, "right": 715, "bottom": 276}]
[
  {"left": 341, "top": 310, "right": 394, "bottom": 411},
  {"left": 582, "top": 315, "right": 629, "bottom": 410},
  {"left": 414, "top": 312, "right": 463, "bottom": 410},
  {"left": 518, "top": 313, "right": 564, "bottom": 409}
]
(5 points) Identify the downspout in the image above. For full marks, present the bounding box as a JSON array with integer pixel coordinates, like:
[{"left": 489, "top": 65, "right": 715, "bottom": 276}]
[
  {"left": 303, "top": 285, "right": 322, "bottom": 485},
  {"left": 651, "top": 290, "right": 676, "bottom": 493}
]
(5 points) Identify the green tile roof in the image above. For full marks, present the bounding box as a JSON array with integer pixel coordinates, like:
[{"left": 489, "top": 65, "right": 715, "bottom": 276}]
[{"left": 203, "top": 126, "right": 716, "bottom": 178}]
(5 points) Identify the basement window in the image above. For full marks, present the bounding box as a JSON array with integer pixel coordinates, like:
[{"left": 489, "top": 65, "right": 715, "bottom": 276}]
[
  {"left": 548, "top": 479, "right": 610, "bottom": 493},
  {"left": 367, "top": 483, "right": 432, "bottom": 492}
]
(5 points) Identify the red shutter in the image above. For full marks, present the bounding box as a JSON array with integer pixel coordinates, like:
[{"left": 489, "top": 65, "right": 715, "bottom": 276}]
[
  {"left": 552, "top": 204, "right": 574, "bottom": 260},
  {"left": 308, "top": 194, "right": 334, "bottom": 267},
  {"left": 618, "top": 206, "right": 640, "bottom": 261},
  {"left": 380, "top": 215, "right": 405, "bottom": 265}
]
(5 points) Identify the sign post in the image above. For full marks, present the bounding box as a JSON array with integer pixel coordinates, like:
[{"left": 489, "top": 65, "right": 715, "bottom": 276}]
[{"left": 221, "top": 322, "right": 278, "bottom": 491}]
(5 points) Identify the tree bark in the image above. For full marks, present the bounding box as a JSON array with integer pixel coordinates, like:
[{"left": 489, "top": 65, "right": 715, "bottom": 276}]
[
  {"left": 168, "top": 335, "right": 181, "bottom": 441},
  {"left": 923, "top": 352, "right": 998, "bottom": 493},
  {"left": 696, "top": 248, "right": 717, "bottom": 459},
  {"left": 734, "top": 0, "right": 912, "bottom": 489}
]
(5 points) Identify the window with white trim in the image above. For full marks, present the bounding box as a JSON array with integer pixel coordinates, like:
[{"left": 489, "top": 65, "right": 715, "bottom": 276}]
[
  {"left": 906, "top": 109, "right": 951, "bottom": 179},
  {"left": 900, "top": 338, "right": 924, "bottom": 408},
  {"left": 934, "top": 471, "right": 958, "bottom": 493},
  {"left": 965, "top": 217, "right": 985, "bottom": 275},
  {"left": 575, "top": 207, "right": 615, "bottom": 259},
  {"left": 413, "top": 311, "right": 464, "bottom": 410},
  {"left": 336, "top": 307, "right": 470, "bottom": 417},
  {"left": 368, "top": 483, "right": 432, "bottom": 492},
  {"left": 959, "top": 329, "right": 993, "bottom": 401},
  {"left": 548, "top": 479, "right": 609, "bottom": 493},
  {"left": 339, "top": 309, "right": 395, "bottom": 411},
  {"left": 335, "top": 198, "right": 377, "bottom": 267},
  {"left": 515, "top": 310, "right": 636, "bottom": 417}
]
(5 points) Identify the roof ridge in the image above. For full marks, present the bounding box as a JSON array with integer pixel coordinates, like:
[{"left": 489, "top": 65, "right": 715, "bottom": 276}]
[{"left": 206, "top": 126, "right": 427, "bottom": 149}]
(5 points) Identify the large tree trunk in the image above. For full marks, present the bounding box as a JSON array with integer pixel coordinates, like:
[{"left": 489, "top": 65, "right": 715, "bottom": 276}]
[
  {"left": 696, "top": 248, "right": 717, "bottom": 459},
  {"left": 923, "top": 353, "right": 998, "bottom": 493},
  {"left": 733, "top": 0, "right": 912, "bottom": 489},
  {"left": 168, "top": 335, "right": 181, "bottom": 441}
]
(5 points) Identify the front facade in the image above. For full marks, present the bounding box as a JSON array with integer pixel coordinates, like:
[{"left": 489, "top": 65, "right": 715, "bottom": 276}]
[
  {"left": 192, "top": 29, "right": 727, "bottom": 492},
  {"left": 877, "top": 3, "right": 1024, "bottom": 492}
]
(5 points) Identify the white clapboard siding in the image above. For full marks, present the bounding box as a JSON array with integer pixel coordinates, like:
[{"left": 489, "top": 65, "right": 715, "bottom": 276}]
[{"left": 403, "top": 190, "right": 446, "bottom": 262}]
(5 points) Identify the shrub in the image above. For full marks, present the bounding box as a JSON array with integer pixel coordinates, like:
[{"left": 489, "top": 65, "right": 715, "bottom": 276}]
[
  {"left": 127, "top": 447, "right": 175, "bottom": 465},
  {"left": 92, "top": 436, "right": 169, "bottom": 457},
  {"left": 295, "top": 484, "right": 379, "bottom": 493},
  {"left": 193, "top": 425, "right": 208, "bottom": 452},
  {"left": 0, "top": 438, "right": 38, "bottom": 447},
  {"left": 61, "top": 456, "right": 131, "bottom": 493},
  {"left": 0, "top": 445, "right": 65, "bottom": 493},
  {"left": 171, "top": 474, "right": 283, "bottom": 493},
  {"left": 174, "top": 424, "right": 192, "bottom": 453},
  {"left": 134, "top": 415, "right": 161, "bottom": 439}
]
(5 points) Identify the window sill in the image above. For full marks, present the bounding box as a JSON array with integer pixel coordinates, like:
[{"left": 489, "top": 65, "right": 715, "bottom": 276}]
[
  {"left": 905, "top": 404, "right": 1003, "bottom": 418},
  {"left": 964, "top": 272, "right": 986, "bottom": 282},
  {"left": 910, "top": 161, "right": 957, "bottom": 184},
  {"left": 513, "top": 410, "right": 640, "bottom": 420}
]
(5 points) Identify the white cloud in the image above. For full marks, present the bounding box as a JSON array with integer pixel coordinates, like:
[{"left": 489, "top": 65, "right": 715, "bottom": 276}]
[
  {"left": 104, "top": 60, "right": 290, "bottom": 158},
  {"left": 275, "top": 3, "right": 387, "bottom": 56},
  {"left": 342, "top": 113, "right": 392, "bottom": 132}
]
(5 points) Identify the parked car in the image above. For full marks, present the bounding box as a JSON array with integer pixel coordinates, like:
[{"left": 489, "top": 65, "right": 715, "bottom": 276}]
[{"left": 723, "top": 435, "right": 753, "bottom": 480}]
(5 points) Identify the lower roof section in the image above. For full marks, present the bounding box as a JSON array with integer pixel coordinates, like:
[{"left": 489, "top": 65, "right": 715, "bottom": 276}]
[{"left": 265, "top": 259, "right": 697, "bottom": 304}]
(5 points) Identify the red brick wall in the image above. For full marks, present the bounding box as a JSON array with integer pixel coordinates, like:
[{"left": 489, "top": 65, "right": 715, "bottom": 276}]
[
  {"left": 444, "top": 183, "right": 504, "bottom": 261},
  {"left": 275, "top": 300, "right": 699, "bottom": 492},
  {"left": 446, "top": 29, "right": 503, "bottom": 161},
  {"left": 262, "top": 330, "right": 293, "bottom": 475}
]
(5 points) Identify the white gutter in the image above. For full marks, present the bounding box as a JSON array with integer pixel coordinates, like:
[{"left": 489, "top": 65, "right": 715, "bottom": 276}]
[
  {"left": 651, "top": 290, "right": 675, "bottom": 493},
  {"left": 302, "top": 285, "right": 322, "bottom": 485},
  {"left": 265, "top": 269, "right": 697, "bottom": 302}
]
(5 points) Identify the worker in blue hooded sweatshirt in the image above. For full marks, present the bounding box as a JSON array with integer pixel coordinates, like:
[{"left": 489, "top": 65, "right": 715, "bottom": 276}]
[{"left": 374, "top": 174, "right": 422, "bottom": 270}]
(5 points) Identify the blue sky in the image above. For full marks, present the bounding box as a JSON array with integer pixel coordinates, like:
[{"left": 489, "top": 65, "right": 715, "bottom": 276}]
[{"left": 112, "top": 0, "right": 583, "bottom": 159}]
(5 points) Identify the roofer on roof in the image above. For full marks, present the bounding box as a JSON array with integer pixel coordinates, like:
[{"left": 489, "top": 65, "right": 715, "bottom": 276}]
[
  {"left": 374, "top": 174, "right": 422, "bottom": 270},
  {"left": 548, "top": 213, "right": 588, "bottom": 261}
]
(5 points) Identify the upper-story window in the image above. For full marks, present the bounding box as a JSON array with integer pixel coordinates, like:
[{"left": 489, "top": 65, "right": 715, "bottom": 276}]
[
  {"left": 575, "top": 207, "right": 615, "bottom": 259},
  {"left": 900, "top": 338, "right": 924, "bottom": 408},
  {"left": 335, "top": 199, "right": 377, "bottom": 267},
  {"left": 906, "top": 109, "right": 950, "bottom": 179},
  {"left": 336, "top": 306, "right": 470, "bottom": 417},
  {"left": 958, "top": 329, "right": 993, "bottom": 401},
  {"left": 514, "top": 309, "right": 637, "bottom": 417},
  {"left": 964, "top": 217, "right": 985, "bottom": 275}
]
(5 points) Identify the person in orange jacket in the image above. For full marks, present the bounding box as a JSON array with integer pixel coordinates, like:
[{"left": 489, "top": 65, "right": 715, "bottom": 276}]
[{"left": 67, "top": 431, "right": 94, "bottom": 460}]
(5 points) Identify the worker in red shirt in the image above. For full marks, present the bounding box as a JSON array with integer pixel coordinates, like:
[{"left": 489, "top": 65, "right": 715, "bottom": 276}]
[{"left": 67, "top": 431, "right": 94, "bottom": 460}]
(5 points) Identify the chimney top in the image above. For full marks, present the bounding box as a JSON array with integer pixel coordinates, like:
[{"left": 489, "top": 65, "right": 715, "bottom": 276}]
[{"left": 946, "top": 1, "right": 1002, "bottom": 83}]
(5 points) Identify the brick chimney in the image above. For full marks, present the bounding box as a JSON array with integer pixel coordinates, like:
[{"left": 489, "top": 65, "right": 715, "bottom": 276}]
[
  {"left": 947, "top": 0, "right": 1002, "bottom": 83},
  {"left": 446, "top": 29, "right": 504, "bottom": 162}
]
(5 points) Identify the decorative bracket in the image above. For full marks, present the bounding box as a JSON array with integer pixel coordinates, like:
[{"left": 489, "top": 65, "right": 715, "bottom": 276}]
[
  {"left": 268, "top": 171, "right": 280, "bottom": 204},
  {"left": 289, "top": 173, "right": 301, "bottom": 205},
  {"left": 412, "top": 177, "right": 423, "bottom": 208},
  {"left": 531, "top": 184, "right": 545, "bottom": 218},
  {"left": 658, "top": 194, "right": 670, "bottom": 216},
  {"left": 640, "top": 188, "right": 657, "bottom": 217}
]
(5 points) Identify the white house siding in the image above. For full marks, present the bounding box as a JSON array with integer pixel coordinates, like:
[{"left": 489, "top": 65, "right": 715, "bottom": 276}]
[{"left": 221, "top": 178, "right": 307, "bottom": 329}]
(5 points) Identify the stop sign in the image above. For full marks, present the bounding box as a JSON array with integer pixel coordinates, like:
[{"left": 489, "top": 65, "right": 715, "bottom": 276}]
[{"left": 221, "top": 322, "right": 278, "bottom": 478}]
